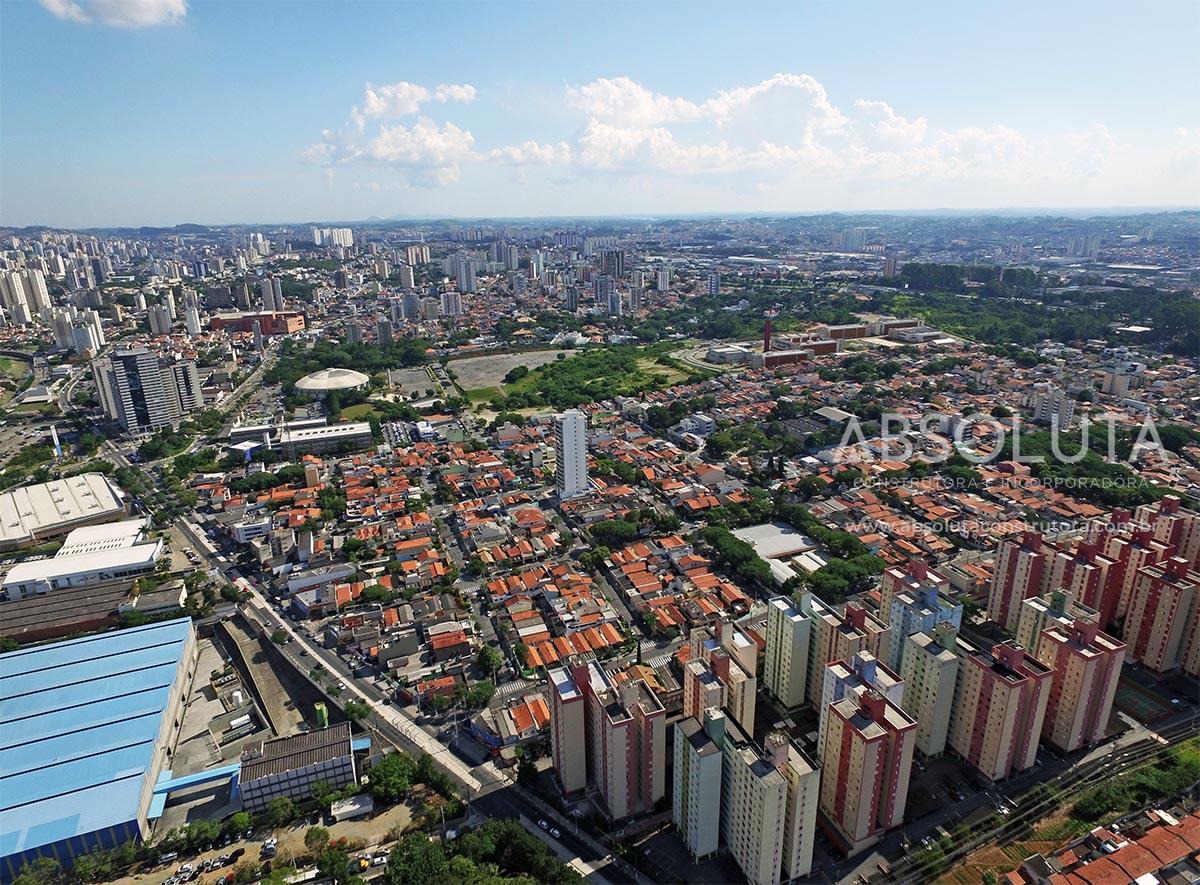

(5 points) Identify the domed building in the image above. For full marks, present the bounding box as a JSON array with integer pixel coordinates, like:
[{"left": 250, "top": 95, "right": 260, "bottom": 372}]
[{"left": 293, "top": 367, "right": 370, "bottom": 399}]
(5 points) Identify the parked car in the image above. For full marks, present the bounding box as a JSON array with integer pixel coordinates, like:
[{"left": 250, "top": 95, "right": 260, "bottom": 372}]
[
  {"left": 549, "top": 827, "right": 561, "bottom": 839},
  {"left": 537, "top": 819, "right": 549, "bottom": 830}
]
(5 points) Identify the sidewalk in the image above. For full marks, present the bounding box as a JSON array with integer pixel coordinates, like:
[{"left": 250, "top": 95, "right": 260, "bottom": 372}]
[{"left": 244, "top": 594, "right": 496, "bottom": 794}]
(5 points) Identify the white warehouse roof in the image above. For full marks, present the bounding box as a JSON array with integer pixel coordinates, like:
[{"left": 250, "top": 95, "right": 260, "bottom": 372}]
[
  {"left": 278, "top": 422, "right": 371, "bottom": 444},
  {"left": 1, "top": 541, "right": 164, "bottom": 589},
  {"left": 0, "top": 474, "right": 126, "bottom": 549},
  {"left": 56, "top": 518, "right": 150, "bottom": 557}
]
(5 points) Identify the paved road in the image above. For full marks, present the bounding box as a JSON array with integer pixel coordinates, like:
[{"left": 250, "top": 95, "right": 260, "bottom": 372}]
[{"left": 172, "top": 517, "right": 639, "bottom": 883}]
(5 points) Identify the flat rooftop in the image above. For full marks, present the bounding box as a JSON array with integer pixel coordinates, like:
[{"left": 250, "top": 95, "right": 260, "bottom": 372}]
[
  {"left": 278, "top": 422, "right": 372, "bottom": 442},
  {"left": 56, "top": 518, "right": 149, "bottom": 557},
  {"left": 732, "top": 522, "right": 818, "bottom": 560},
  {"left": 0, "top": 618, "right": 194, "bottom": 858},
  {"left": 677, "top": 717, "right": 720, "bottom": 758},
  {"left": 769, "top": 596, "right": 806, "bottom": 622},
  {"left": 549, "top": 667, "right": 580, "bottom": 701},
  {"left": 1, "top": 540, "right": 163, "bottom": 586},
  {"left": 0, "top": 474, "right": 126, "bottom": 548}
]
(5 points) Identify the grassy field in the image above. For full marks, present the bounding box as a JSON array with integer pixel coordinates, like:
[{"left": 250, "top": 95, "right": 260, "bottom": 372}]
[
  {"left": 465, "top": 345, "right": 704, "bottom": 412},
  {"left": 635, "top": 356, "right": 689, "bottom": 385},
  {"left": 0, "top": 357, "right": 28, "bottom": 379},
  {"left": 0, "top": 355, "right": 33, "bottom": 407},
  {"left": 463, "top": 387, "right": 500, "bottom": 403},
  {"left": 341, "top": 402, "right": 384, "bottom": 420}
]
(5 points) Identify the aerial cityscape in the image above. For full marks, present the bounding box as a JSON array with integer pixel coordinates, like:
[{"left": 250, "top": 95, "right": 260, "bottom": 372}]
[{"left": 1, "top": 3, "right": 1198, "bottom": 885}]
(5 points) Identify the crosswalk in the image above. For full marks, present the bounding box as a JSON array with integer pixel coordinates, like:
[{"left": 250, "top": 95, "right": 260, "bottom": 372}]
[
  {"left": 643, "top": 651, "right": 672, "bottom": 669},
  {"left": 497, "top": 678, "right": 535, "bottom": 698}
]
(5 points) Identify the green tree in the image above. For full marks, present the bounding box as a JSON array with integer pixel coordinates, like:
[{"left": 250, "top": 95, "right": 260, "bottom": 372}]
[
  {"left": 310, "top": 779, "right": 337, "bottom": 807},
  {"left": 13, "top": 858, "right": 69, "bottom": 885},
  {"left": 369, "top": 752, "right": 416, "bottom": 804},
  {"left": 315, "top": 845, "right": 355, "bottom": 885},
  {"left": 476, "top": 645, "right": 504, "bottom": 677},
  {"left": 264, "top": 797, "right": 297, "bottom": 828},
  {"left": 304, "top": 826, "right": 331, "bottom": 853},
  {"left": 380, "top": 834, "right": 448, "bottom": 885}
]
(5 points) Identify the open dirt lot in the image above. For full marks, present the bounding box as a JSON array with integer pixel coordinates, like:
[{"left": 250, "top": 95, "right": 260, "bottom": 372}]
[{"left": 449, "top": 350, "right": 567, "bottom": 396}]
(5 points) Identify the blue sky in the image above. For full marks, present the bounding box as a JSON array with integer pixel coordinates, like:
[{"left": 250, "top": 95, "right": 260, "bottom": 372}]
[{"left": 1, "top": 0, "right": 1197, "bottom": 228}]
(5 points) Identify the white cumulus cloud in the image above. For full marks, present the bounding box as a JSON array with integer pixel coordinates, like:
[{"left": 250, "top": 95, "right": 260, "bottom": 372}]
[
  {"left": 434, "top": 83, "right": 477, "bottom": 104},
  {"left": 307, "top": 71, "right": 1189, "bottom": 205},
  {"left": 488, "top": 140, "right": 572, "bottom": 166},
  {"left": 306, "top": 82, "right": 478, "bottom": 187},
  {"left": 40, "top": 0, "right": 186, "bottom": 27},
  {"left": 556, "top": 72, "right": 1147, "bottom": 208}
]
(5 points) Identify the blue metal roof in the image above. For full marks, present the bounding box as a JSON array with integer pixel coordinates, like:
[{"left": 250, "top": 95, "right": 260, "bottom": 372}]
[{"left": 0, "top": 618, "right": 194, "bottom": 859}]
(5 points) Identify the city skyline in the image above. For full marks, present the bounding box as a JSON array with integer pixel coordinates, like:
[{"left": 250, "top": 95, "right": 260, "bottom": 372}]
[{"left": 2, "top": 0, "right": 1199, "bottom": 228}]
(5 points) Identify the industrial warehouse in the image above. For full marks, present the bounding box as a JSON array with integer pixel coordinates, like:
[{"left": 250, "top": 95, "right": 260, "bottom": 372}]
[{"left": 0, "top": 619, "right": 198, "bottom": 880}]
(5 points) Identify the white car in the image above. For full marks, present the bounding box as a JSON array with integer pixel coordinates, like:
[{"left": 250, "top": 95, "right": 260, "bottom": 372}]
[
  {"left": 537, "top": 819, "right": 549, "bottom": 830},
  {"left": 549, "top": 827, "right": 562, "bottom": 839}
]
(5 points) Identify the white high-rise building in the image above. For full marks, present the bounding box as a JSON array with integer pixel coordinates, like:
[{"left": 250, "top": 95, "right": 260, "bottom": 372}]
[
  {"left": 656, "top": 265, "right": 672, "bottom": 291},
  {"left": 312, "top": 227, "right": 354, "bottom": 247},
  {"left": 453, "top": 255, "right": 477, "bottom": 293},
  {"left": 21, "top": 269, "right": 51, "bottom": 313},
  {"left": 764, "top": 596, "right": 811, "bottom": 708},
  {"left": 439, "top": 290, "right": 463, "bottom": 316},
  {"left": 673, "top": 712, "right": 723, "bottom": 861},
  {"left": 0, "top": 271, "right": 31, "bottom": 324},
  {"left": 1030, "top": 383, "right": 1076, "bottom": 428},
  {"left": 71, "top": 323, "right": 101, "bottom": 356},
  {"left": 398, "top": 264, "right": 415, "bottom": 289},
  {"left": 554, "top": 409, "right": 588, "bottom": 499},
  {"left": 899, "top": 625, "right": 959, "bottom": 758},
  {"left": 260, "top": 276, "right": 282, "bottom": 312},
  {"left": 721, "top": 716, "right": 820, "bottom": 885},
  {"left": 82, "top": 308, "right": 105, "bottom": 349},
  {"left": 9, "top": 301, "right": 32, "bottom": 325},
  {"left": 51, "top": 308, "right": 76, "bottom": 350},
  {"left": 0, "top": 269, "right": 50, "bottom": 316}
]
